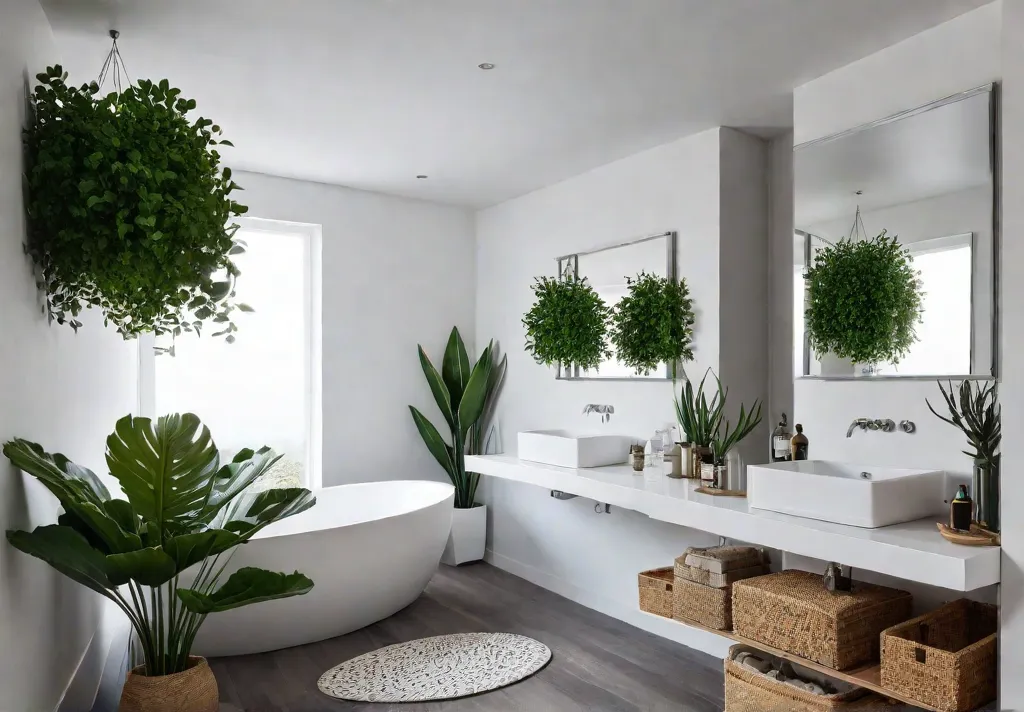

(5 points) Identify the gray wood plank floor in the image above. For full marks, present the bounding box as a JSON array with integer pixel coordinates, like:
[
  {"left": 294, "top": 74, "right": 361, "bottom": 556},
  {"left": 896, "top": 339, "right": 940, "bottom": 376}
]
[{"left": 210, "top": 562, "right": 726, "bottom": 711}]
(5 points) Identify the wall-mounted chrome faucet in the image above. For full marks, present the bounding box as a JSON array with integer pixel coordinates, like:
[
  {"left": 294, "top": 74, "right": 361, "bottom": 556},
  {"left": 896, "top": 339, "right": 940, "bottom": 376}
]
[
  {"left": 583, "top": 404, "right": 614, "bottom": 423},
  {"left": 845, "top": 418, "right": 896, "bottom": 438}
]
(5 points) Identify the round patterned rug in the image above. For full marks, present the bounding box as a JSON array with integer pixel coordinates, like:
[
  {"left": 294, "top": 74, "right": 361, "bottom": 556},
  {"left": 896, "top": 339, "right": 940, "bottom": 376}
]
[{"left": 317, "top": 632, "right": 551, "bottom": 702}]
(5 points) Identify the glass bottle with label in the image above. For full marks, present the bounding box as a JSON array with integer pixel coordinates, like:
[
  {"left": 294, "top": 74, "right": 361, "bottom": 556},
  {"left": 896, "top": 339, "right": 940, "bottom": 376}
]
[
  {"left": 770, "top": 413, "right": 791, "bottom": 462},
  {"left": 791, "top": 424, "right": 809, "bottom": 461}
]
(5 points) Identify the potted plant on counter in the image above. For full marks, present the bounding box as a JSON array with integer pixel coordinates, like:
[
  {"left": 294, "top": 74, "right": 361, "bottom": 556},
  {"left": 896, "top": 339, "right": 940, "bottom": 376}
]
[
  {"left": 927, "top": 380, "right": 1001, "bottom": 532},
  {"left": 675, "top": 369, "right": 725, "bottom": 478},
  {"left": 3, "top": 413, "right": 316, "bottom": 712},
  {"left": 410, "top": 327, "right": 507, "bottom": 565}
]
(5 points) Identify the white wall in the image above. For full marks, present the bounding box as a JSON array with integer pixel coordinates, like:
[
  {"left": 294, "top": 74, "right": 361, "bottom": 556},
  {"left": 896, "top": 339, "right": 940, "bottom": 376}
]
[
  {"left": 790, "top": 1, "right": 1019, "bottom": 706},
  {"left": 999, "top": 1, "right": 1024, "bottom": 707},
  {"left": 475, "top": 127, "right": 768, "bottom": 657},
  {"left": 790, "top": 3, "right": 1001, "bottom": 474},
  {"left": 0, "top": 3, "right": 141, "bottom": 710},
  {"left": 235, "top": 172, "right": 476, "bottom": 487}
]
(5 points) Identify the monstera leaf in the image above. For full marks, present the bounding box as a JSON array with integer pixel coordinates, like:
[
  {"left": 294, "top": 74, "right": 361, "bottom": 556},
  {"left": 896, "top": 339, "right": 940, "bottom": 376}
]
[
  {"left": 105, "top": 414, "right": 221, "bottom": 539},
  {"left": 3, "top": 412, "right": 317, "bottom": 677},
  {"left": 177, "top": 567, "right": 313, "bottom": 613}
]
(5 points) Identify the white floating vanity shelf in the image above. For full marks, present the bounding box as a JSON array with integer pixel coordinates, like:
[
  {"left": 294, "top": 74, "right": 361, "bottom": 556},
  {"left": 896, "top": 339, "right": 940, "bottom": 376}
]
[{"left": 466, "top": 454, "right": 1000, "bottom": 592}]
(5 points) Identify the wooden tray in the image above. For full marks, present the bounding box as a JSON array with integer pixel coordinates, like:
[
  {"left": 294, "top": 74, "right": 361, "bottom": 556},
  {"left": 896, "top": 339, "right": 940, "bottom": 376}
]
[
  {"left": 696, "top": 486, "right": 746, "bottom": 497},
  {"left": 936, "top": 522, "right": 1000, "bottom": 546}
]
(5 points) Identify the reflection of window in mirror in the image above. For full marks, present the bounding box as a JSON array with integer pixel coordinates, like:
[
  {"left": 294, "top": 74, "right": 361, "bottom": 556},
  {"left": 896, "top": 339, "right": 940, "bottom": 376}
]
[{"left": 883, "top": 234, "right": 972, "bottom": 376}]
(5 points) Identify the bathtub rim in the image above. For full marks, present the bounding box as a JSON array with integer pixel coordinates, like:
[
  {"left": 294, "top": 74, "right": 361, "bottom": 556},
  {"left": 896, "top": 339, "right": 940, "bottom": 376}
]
[{"left": 252, "top": 479, "right": 455, "bottom": 541}]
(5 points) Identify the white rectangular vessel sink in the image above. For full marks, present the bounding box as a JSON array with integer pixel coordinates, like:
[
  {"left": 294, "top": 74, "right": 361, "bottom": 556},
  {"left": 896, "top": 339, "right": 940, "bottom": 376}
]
[
  {"left": 747, "top": 460, "right": 945, "bottom": 528},
  {"left": 517, "top": 430, "right": 631, "bottom": 469}
]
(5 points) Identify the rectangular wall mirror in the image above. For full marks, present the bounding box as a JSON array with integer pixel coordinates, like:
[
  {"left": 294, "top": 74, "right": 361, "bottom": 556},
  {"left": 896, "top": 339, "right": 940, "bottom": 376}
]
[
  {"left": 794, "top": 84, "right": 998, "bottom": 379},
  {"left": 557, "top": 231, "right": 676, "bottom": 380}
]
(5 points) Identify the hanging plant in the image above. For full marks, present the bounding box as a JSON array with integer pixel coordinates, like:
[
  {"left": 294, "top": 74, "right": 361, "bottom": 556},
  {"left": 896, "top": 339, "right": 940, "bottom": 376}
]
[
  {"left": 610, "top": 271, "right": 695, "bottom": 376},
  {"left": 23, "top": 57, "right": 248, "bottom": 342},
  {"left": 804, "top": 231, "right": 923, "bottom": 365},
  {"left": 522, "top": 275, "right": 611, "bottom": 371}
]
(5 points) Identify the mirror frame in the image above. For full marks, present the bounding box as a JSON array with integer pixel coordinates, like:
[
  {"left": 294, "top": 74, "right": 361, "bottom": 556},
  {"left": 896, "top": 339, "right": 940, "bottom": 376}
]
[
  {"left": 554, "top": 230, "right": 678, "bottom": 381},
  {"left": 793, "top": 83, "right": 1000, "bottom": 381}
]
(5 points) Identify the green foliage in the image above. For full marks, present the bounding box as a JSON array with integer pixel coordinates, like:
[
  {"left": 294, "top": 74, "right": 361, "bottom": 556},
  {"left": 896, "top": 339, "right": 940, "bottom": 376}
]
[
  {"left": 674, "top": 369, "right": 724, "bottom": 448},
  {"left": 926, "top": 380, "right": 1001, "bottom": 464},
  {"left": 3, "top": 414, "right": 315, "bottom": 676},
  {"left": 804, "top": 231, "right": 923, "bottom": 365},
  {"left": 523, "top": 275, "right": 611, "bottom": 371},
  {"left": 610, "top": 271, "right": 695, "bottom": 376},
  {"left": 675, "top": 368, "right": 762, "bottom": 461},
  {"left": 410, "top": 327, "right": 507, "bottom": 508},
  {"left": 23, "top": 65, "right": 248, "bottom": 340}
]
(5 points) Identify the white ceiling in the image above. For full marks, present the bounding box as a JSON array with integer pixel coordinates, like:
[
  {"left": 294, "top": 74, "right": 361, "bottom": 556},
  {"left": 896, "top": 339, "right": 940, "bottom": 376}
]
[
  {"left": 40, "top": 0, "right": 991, "bottom": 207},
  {"left": 795, "top": 89, "right": 993, "bottom": 228}
]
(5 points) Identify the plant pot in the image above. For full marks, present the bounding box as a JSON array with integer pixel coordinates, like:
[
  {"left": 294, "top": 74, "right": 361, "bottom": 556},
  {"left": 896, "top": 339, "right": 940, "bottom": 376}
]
[
  {"left": 118, "top": 656, "right": 218, "bottom": 712},
  {"left": 441, "top": 504, "right": 487, "bottom": 566},
  {"left": 973, "top": 457, "right": 1000, "bottom": 533}
]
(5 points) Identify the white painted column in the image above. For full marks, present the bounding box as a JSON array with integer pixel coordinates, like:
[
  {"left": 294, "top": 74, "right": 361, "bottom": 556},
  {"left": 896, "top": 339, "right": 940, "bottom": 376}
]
[{"left": 1000, "top": 2, "right": 1023, "bottom": 708}]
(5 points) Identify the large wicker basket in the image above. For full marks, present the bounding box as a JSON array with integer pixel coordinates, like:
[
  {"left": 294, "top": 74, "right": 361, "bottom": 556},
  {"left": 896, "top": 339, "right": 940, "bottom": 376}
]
[
  {"left": 638, "top": 567, "right": 674, "bottom": 618},
  {"left": 673, "top": 576, "right": 732, "bottom": 630},
  {"left": 724, "top": 645, "right": 884, "bottom": 712},
  {"left": 732, "top": 570, "right": 913, "bottom": 670},
  {"left": 880, "top": 599, "right": 997, "bottom": 712}
]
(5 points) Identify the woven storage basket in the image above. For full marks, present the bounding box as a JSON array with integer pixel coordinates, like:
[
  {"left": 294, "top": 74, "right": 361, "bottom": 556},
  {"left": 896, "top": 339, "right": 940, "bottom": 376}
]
[
  {"left": 880, "top": 599, "right": 996, "bottom": 712},
  {"left": 119, "top": 656, "right": 219, "bottom": 712},
  {"left": 638, "top": 567, "right": 674, "bottom": 618},
  {"left": 732, "top": 570, "right": 912, "bottom": 670},
  {"left": 673, "top": 576, "right": 732, "bottom": 630},
  {"left": 676, "top": 560, "right": 768, "bottom": 589},
  {"left": 724, "top": 645, "right": 884, "bottom": 712}
]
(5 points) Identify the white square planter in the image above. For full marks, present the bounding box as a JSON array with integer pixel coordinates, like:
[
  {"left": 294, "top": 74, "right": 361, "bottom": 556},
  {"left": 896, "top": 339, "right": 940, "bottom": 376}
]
[{"left": 441, "top": 504, "right": 487, "bottom": 566}]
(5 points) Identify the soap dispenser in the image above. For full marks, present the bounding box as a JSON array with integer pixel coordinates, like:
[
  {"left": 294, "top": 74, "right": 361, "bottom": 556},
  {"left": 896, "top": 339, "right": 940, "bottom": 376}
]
[{"left": 791, "top": 424, "right": 809, "bottom": 461}]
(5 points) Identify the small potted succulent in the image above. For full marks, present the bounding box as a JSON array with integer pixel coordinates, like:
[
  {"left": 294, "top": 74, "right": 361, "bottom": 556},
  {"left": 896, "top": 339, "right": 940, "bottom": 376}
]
[{"left": 675, "top": 369, "right": 725, "bottom": 479}]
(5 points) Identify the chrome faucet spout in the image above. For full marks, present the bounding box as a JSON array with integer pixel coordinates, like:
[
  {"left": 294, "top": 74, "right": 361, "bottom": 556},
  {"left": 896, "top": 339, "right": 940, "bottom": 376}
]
[{"left": 846, "top": 418, "right": 870, "bottom": 438}]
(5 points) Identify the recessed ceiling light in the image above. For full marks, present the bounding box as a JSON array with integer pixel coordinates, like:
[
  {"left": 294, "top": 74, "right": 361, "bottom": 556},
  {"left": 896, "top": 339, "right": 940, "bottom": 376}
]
[
  {"left": 416, "top": 175, "right": 428, "bottom": 179},
  {"left": 478, "top": 62, "right": 495, "bottom": 70}
]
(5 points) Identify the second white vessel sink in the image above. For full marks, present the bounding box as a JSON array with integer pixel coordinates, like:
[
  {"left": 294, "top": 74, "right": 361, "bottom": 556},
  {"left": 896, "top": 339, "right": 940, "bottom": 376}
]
[
  {"left": 747, "top": 460, "right": 946, "bottom": 528},
  {"left": 517, "top": 430, "right": 631, "bottom": 469}
]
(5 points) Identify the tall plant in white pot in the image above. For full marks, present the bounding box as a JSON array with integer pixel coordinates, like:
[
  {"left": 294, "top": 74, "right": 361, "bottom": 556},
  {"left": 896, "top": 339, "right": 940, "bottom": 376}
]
[{"left": 410, "top": 327, "right": 506, "bottom": 565}]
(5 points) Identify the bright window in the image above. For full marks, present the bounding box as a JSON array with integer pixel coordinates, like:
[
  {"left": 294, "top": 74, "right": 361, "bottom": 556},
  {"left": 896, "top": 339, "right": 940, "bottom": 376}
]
[{"left": 150, "top": 218, "right": 322, "bottom": 490}]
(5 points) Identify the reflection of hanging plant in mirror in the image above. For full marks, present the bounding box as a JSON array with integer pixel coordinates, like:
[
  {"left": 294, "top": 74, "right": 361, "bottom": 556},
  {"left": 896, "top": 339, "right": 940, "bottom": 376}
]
[
  {"left": 23, "top": 59, "right": 248, "bottom": 342},
  {"left": 522, "top": 275, "right": 610, "bottom": 371},
  {"left": 804, "top": 231, "right": 923, "bottom": 365},
  {"left": 610, "top": 271, "right": 695, "bottom": 376}
]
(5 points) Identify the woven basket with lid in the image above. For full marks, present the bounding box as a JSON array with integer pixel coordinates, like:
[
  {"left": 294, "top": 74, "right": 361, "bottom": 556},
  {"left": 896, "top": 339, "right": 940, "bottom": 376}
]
[
  {"left": 682, "top": 545, "right": 768, "bottom": 574},
  {"left": 732, "top": 570, "right": 912, "bottom": 670}
]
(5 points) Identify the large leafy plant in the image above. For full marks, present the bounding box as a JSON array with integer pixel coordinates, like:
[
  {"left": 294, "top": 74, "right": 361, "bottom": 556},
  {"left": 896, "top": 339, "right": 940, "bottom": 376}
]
[
  {"left": 3, "top": 414, "right": 315, "bottom": 677},
  {"left": 23, "top": 65, "right": 249, "bottom": 341},
  {"left": 523, "top": 275, "right": 611, "bottom": 371},
  {"left": 804, "top": 231, "right": 923, "bottom": 365},
  {"left": 410, "top": 327, "right": 507, "bottom": 508},
  {"left": 610, "top": 271, "right": 695, "bottom": 376}
]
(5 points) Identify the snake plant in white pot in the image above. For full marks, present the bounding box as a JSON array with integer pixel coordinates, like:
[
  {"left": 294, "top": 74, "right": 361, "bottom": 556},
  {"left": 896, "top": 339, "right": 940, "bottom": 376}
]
[{"left": 410, "top": 327, "right": 506, "bottom": 565}]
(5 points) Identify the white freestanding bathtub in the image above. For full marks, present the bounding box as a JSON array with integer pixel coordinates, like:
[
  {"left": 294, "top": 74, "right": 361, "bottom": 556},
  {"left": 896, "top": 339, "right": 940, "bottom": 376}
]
[{"left": 192, "top": 480, "right": 454, "bottom": 657}]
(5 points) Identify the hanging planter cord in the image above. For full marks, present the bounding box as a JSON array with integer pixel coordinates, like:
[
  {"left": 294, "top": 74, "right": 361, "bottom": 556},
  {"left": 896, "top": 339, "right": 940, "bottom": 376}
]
[{"left": 96, "top": 29, "right": 132, "bottom": 93}]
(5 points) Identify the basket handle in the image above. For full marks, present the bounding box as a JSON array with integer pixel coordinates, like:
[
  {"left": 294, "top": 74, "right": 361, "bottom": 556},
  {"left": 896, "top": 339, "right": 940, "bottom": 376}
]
[
  {"left": 666, "top": 583, "right": 673, "bottom": 592},
  {"left": 914, "top": 622, "right": 930, "bottom": 663}
]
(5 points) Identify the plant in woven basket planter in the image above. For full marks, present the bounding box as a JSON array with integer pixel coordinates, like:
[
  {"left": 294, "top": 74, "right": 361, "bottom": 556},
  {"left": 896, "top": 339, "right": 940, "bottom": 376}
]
[
  {"left": 23, "top": 65, "right": 249, "bottom": 343},
  {"left": 3, "top": 413, "right": 315, "bottom": 707},
  {"left": 609, "top": 271, "right": 695, "bottom": 376},
  {"left": 522, "top": 275, "right": 611, "bottom": 372},
  {"left": 804, "top": 231, "right": 923, "bottom": 365}
]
